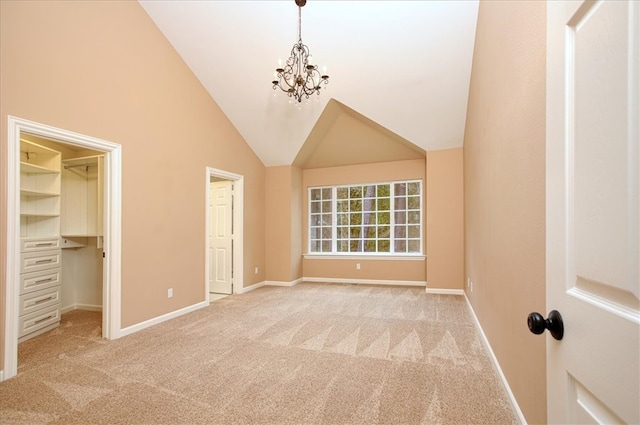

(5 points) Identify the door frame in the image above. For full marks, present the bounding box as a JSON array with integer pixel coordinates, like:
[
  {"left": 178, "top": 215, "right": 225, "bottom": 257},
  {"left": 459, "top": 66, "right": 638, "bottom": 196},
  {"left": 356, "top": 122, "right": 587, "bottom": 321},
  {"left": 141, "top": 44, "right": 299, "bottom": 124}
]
[
  {"left": 205, "top": 167, "right": 243, "bottom": 300},
  {"left": 3, "top": 116, "right": 122, "bottom": 380}
]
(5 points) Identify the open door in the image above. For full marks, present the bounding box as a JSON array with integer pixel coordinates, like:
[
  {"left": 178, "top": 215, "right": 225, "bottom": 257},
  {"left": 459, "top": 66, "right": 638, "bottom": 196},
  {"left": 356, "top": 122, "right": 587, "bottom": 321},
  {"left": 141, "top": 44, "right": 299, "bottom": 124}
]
[{"left": 545, "top": 1, "right": 639, "bottom": 423}]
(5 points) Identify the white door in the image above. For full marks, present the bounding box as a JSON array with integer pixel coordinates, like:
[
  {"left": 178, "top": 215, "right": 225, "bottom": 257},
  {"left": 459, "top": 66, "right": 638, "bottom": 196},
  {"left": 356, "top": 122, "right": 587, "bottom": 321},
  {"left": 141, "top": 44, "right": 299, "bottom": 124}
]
[
  {"left": 546, "top": 1, "right": 639, "bottom": 424},
  {"left": 209, "top": 180, "right": 233, "bottom": 294}
]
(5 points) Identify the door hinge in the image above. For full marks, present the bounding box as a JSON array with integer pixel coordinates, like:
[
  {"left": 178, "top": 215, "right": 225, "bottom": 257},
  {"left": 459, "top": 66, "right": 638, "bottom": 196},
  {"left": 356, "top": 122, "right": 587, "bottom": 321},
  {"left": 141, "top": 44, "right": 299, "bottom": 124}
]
[{"left": 102, "top": 252, "right": 106, "bottom": 258}]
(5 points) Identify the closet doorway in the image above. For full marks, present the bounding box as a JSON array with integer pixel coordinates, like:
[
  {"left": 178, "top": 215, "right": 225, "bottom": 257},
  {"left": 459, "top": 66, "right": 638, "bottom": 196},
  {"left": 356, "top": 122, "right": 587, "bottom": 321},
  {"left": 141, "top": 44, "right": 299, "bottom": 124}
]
[
  {"left": 206, "top": 167, "right": 243, "bottom": 301},
  {"left": 4, "top": 116, "right": 122, "bottom": 381}
]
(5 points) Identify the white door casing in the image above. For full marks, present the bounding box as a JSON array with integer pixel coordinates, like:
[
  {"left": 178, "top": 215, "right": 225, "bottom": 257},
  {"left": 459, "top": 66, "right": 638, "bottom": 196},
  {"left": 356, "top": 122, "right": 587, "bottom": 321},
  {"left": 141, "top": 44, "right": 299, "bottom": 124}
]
[
  {"left": 546, "top": 1, "right": 639, "bottom": 424},
  {"left": 209, "top": 180, "right": 233, "bottom": 294},
  {"left": 205, "top": 167, "right": 243, "bottom": 299},
  {"left": 4, "top": 116, "right": 122, "bottom": 381}
]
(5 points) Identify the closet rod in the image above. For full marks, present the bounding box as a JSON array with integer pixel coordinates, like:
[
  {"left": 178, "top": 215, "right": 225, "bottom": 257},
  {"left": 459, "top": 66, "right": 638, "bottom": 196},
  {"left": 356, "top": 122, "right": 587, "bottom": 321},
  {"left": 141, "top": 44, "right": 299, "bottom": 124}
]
[{"left": 64, "top": 164, "right": 96, "bottom": 169}]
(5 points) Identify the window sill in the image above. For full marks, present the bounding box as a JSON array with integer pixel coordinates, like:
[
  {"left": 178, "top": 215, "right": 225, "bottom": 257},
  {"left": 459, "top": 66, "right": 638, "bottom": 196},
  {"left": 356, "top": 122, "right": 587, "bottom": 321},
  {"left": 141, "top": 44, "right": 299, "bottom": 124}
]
[{"left": 303, "top": 254, "right": 426, "bottom": 261}]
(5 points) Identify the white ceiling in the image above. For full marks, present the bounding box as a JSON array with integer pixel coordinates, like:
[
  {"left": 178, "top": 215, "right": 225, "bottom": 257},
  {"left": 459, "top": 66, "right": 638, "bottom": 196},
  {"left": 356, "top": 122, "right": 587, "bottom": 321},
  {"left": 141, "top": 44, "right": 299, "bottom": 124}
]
[{"left": 139, "top": 1, "right": 479, "bottom": 167}]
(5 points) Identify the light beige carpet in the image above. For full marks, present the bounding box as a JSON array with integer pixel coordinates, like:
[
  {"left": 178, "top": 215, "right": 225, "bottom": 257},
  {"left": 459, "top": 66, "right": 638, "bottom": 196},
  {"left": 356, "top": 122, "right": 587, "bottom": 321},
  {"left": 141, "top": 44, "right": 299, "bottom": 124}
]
[{"left": 0, "top": 283, "right": 518, "bottom": 424}]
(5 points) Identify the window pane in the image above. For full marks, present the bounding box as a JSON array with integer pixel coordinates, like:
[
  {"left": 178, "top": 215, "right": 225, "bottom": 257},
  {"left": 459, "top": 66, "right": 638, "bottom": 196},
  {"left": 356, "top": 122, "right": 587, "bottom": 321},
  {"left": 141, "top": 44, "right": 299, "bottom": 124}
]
[
  {"left": 337, "top": 187, "right": 348, "bottom": 199},
  {"left": 408, "top": 240, "right": 420, "bottom": 253},
  {"left": 408, "top": 182, "right": 420, "bottom": 196},
  {"left": 310, "top": 241, "right": 320, "bottom": 252},
  {"left": 363, "top": 212, "right": 376, "bottom": 225},
  {"left": 337, "top": 241, "right": 349, "bottom": 252},
  {"left": 350, "top": 227, "right": 361, "bottom": 238},
  {"left": 322, "top": 227, "right": 332, "bottom": 239},
  {"left": 408, "top": 196, "right": 420, "bottom": 209},
  {"left": 311, "top": 202, "right": 321, "bottom": 214},
  {"left": 363, "top": 198, "right": 376, "bottom": 212},
  {"left": 310, "top": 214, "right": 321, "bottom": 226},
  {"left": 321, "top": 188, "right": 331, "bottom": 199},
  {"left": 310, "top": 227, "right": 320, "bottom": 239},
  {"left": 395, "top": 212, "right": 406, "bottom": 224},
  {"left": 350, "top": 186, "right": 362, "bottom": 198},
  {"left": 350, "top": 199, "right": 362, "bottom": 211},
  {"left": 364, "top": 226, "right": 376, "bottom": 238},
  {"left": 322, "top": 214, "right": 332, "bottom": 225},
  {"left": 337, "top": 226, "right": 349, "bottom": 238},
  {"left": 377, "top": 184, "right": 390, "bottom": 197},
  {"left": 322, "top": 240, "right": 332, "bottom": 252},
  {"left": 337, "top": 214, "right": 349, "bottom": 225},
  {"left": 378, "top": 240, "right": 390, "bottom": 252},
  {"left": 408, "top": 212, "right": 420, "bottom": 224},
  {"left": 394, "top": 197, "right": 406, "bottom": 210},
  {"left": 363, "top": 185, "right": 376, "bottom": 198},
  {"left": 395, "top": 225, "right": 406, "bottom": 238},
  {"left": 395, "top": 182, "right": 406, "bottom": 195},
  {"left": 350, "top": 240, "right": 361, "bottom": 252},
  {"left": 378, "top": 212, "right": 390, "bottom": 224},
  {"left": 311, "top": 189, "right": 321, "bottom": 201},
  {"left": 377, "top": 198, "right": 390, "bottom": 211},
  {"left": 394, "top": 240, "right": 406, "bottom": 252},
  {"left": 337, "top": 200, "right": 348, "bottom": 213},
  {"left": 322, "top": 200, "right": 332, "bottom": 213},
  {"left": 408, "top": 225, "right": 420, "bottom": 238},
  {"left": 378, "top": 226, "right": 390, "bottom": 238},
  {"left": 364, "top": 240, "right": 376, "bottom": 252},
  {"left": 350, "top": 213, "right": 362, "bottom": 225}
]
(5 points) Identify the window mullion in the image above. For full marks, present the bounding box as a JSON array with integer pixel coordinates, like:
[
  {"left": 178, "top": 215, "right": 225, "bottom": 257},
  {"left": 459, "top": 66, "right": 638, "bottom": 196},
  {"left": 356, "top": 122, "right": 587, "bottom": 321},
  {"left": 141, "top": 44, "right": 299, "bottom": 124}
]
[{"left": 332, "top": 186, "right": 337, "bottom": 254}]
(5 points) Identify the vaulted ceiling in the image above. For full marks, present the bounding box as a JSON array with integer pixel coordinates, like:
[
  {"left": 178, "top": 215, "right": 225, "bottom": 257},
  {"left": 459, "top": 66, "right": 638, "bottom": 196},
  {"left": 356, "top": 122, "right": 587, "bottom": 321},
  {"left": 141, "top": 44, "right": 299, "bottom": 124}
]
[{"left": 139, "top": 1, "right": 479, "bottom": 167}]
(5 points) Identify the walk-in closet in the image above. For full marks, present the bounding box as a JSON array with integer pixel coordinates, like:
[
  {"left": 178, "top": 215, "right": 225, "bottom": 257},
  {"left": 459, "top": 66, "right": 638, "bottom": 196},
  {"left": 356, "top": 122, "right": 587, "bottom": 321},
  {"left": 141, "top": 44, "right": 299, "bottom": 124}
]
[{"left": 18, "top": 134, "right": 104, "bottom": 344}]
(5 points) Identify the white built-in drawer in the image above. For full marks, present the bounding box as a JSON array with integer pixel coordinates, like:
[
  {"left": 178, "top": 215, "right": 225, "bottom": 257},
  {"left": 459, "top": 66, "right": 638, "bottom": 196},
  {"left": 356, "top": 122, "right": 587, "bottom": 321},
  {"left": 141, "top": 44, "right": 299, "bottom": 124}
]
[
  {"left": 19, "top": 286, "right": 61, "bottom": 316},
  {"left": 20, "top": 249, "right": 61, "bottom": 274},
  {"left": 20, "top": 268, "right": 61, "bottom": 295},
  {"left": 18, "top": 303, "right": 61, "bottom": 338},
  {"left": 21, "top": 237, "right": 61, "bottom": 252}
]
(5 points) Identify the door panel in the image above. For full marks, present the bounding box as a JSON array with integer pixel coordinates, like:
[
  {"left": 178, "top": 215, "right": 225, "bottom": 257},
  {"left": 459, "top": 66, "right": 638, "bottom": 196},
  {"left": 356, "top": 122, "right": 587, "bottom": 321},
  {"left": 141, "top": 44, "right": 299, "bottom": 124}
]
[
  {"left": 547, "top": 1, "right": 639, "bottom": 424},
  {"left": 209, "top": 181, "right": 233, "bottom": 294}
]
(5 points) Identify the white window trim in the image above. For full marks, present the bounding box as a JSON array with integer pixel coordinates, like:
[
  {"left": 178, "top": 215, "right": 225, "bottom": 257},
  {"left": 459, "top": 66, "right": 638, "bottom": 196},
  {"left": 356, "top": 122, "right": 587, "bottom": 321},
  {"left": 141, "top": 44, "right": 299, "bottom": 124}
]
[{"left": 308, "top": 179, "right": 423, "bottom": 256}]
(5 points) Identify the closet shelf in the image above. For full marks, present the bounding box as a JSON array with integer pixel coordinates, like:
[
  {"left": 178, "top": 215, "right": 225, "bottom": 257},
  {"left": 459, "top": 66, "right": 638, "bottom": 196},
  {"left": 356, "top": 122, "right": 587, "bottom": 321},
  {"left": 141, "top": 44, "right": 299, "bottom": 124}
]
[
  {"left": 20, "top": 162, "right": 59, "bottom": 175},
  {"left": 20, "top": 189, "right": 60, "bottom": 197}
]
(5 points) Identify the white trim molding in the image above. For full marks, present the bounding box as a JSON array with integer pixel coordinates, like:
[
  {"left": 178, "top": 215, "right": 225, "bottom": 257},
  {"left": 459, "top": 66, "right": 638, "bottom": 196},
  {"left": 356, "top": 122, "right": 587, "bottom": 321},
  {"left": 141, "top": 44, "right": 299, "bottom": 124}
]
[
  {"left": 119, "top": 301, "right": 208, "bottom": 337},
  {"left": 425, "top": 288, "right": 465, "bottom": 295},
  {"left": 303, "top": 277, "right": 426, "bottom": 287},
  {"left": 4, "top": 116, "right": 122, "bottom": 381},
  {"left": 238, "top": 281, "right": 266, "bottom": 294},
  {"left": 464, "top": 294, "right": 526, "bottom": 424},
  {"left": 265, "top": 278, "right": 303, "bottom": 287}
]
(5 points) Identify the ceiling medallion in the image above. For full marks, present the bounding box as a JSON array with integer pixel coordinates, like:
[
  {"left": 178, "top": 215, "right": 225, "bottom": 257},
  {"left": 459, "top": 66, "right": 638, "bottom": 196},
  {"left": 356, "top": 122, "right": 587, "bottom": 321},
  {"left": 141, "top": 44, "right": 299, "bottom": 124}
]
[{"left": 272, "top": 0, "right": 329, "bottom": 103}]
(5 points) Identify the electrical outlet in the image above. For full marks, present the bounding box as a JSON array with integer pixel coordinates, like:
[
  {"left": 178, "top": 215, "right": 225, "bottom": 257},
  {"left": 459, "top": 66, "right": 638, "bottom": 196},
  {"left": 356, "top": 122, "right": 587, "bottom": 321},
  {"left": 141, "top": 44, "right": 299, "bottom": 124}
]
[
  {"left": 168, "top": 288, "right": 173, "bottom": 298},
  {"left": 356, "top": 263, "right": 361, "bottom": 270},
  {"left": 255, "top": 267, "right": 259, "bottom": 274},
  {"left": 469, "top": 280, "right": 473, "bottom": 292}
]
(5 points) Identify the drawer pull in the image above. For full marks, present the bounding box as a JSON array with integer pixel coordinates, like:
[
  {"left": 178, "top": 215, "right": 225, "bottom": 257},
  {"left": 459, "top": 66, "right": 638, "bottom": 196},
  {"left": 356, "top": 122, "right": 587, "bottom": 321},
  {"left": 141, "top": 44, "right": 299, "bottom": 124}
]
[
  {"left": 34, "top": 296, "right": 54, "bottom": 305},
  {"left": 35, "top": 259, "right": 54, "bottom": 264},
  {"left": 35, "top": 277, "right": 54, "bottom": 284},
  {"left": 34, "top": 315, "right": 54, "bottom": 325},
  {"left": 35, "top": 243, "right": 54, "bottom": 247}
]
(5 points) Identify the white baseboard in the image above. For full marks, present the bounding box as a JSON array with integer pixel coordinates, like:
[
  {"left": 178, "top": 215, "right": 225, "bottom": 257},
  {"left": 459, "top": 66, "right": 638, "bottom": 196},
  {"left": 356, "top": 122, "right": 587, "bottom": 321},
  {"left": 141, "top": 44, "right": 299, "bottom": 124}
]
[
  {"left": 237, "top": 281, "right": 266, "bottom": 294},
  {"left": 0, "top": 370, "right": 4, "bottom": 382},
  {"left": 425, "top": 288, "right": 465, "bottom": 295},
  {"left": 303, "top": 277, "right": 426, "bottom": 287},
  {"left": 119, "top": 301, "right": 208, "bottom": 338},
  {"left": 61, "top": 304, "right": 103, "bottom": 314},
  {"left": 265, "top": 278, "right": 303, "bottom": 287},
  {"left": 464, "top": 295, "right": 526, "bottom": 425}
]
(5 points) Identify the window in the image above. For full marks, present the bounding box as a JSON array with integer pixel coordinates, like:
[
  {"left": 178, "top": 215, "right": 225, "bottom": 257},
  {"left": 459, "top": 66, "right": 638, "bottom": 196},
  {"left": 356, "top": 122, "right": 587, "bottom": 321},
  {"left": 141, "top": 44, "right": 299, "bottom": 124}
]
[{"left": 309, "top": 180, "right": 422, "bottom": 255}]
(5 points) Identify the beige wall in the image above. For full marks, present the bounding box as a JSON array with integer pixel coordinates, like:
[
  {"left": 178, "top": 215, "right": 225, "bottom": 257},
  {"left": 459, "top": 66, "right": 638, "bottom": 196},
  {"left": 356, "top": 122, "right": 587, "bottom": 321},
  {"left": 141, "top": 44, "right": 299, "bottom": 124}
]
[
  {"left": 0, "top": 0, "right": 265, "bottom": 366},
  {"left": 464, "top": 1, "right": 546, "bottom": 423},
  {"left": 302, "top": 159, "right": 427, "bottom": 283},
  {"left": 426, "top": 148, "right": 464, "bottom": 290}
]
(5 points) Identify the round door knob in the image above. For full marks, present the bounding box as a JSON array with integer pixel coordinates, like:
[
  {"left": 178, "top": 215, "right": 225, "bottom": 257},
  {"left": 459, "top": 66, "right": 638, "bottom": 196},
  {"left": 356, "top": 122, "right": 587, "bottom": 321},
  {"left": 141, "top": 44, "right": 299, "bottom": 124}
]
[{"left": 527, "top": 310, "right": 564, "bottom": 340}]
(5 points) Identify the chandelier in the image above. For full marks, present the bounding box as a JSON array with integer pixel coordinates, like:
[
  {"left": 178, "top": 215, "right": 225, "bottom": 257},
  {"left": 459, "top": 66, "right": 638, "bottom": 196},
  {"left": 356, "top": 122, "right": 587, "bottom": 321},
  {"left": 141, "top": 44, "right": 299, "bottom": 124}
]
[{"left": 272, "top": 0, "right": 329, "bottom": 103}]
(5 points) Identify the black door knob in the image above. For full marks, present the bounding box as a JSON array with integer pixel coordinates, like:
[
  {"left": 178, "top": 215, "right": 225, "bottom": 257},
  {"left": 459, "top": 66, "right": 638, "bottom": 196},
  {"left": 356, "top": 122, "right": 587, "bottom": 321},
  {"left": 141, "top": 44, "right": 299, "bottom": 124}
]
[{"left": 527, "top": 310, "right": 564, "bottom": 340}]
